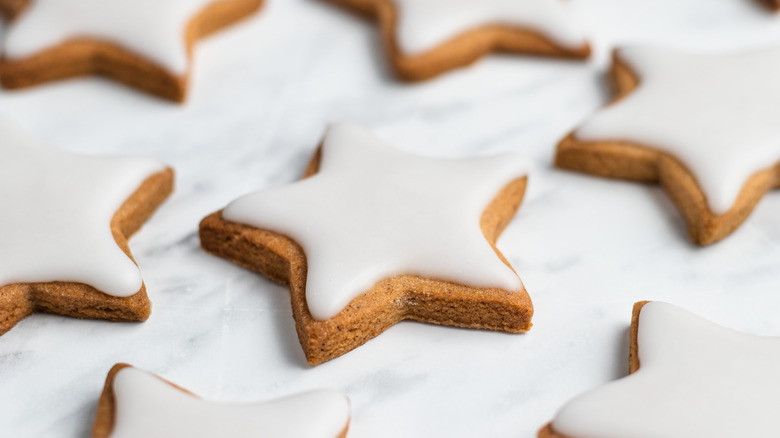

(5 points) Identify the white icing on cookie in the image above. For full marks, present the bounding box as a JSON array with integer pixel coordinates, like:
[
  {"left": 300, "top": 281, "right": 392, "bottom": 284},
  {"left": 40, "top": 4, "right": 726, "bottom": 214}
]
[
  {"left": 223, "top": 122, "right": 527, "bottom": 320},
  {"left": 574, "top": 46, "right": 780, "bottom": 215},
  {"left": 552, "top": 302, "right": 780, "bottom": 438},
  {"left": 109, "top": 367, "right": 350, "bottom": 438},
  {"left": 3, "top": 0, "right": 214, "bottom": 74},
  {"left": 391, "top": 0, "right": 587, "bottom": 56},
  {"left": 0, "top": 117, "right": 165, "bottom": 296}
]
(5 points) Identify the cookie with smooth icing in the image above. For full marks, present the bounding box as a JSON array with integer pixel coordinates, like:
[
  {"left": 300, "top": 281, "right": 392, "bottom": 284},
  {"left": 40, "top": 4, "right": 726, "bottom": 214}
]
[
  {"left": 0, "top": 0, "right": 263, "bottom": 101},
  {"left": 556, "top": 46, "right": 780, "bottom": 245},
  {"left": 93, "top": 364, "right": 351, "bottom": 438},
  {"left": 540, "top": 301, "right": 780, "bottom": 438},
  {"left": 320, "top": 0, "right": 590, "bottom": 81},
  {"left": 0, "top": 117, "right": 173, "bottom": 336},
  {"left": 199, "top": 122, "right": 533, "bottom": 365}
]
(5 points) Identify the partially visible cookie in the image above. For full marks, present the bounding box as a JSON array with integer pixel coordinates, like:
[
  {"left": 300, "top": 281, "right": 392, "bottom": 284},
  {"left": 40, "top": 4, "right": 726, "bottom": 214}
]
[
  {"left": 556, "top": 46, "right": 780, "bottom": 245},
  {"left": 0, "top": 117, "right": 173, "bottom": 336},
  {"left": 540, "top": 301, "right": 780, "bottom": 438},
  {"left": 93, "top": 364, "right": 351, "bottom": 438},
  {"left": 759, "top": 0, "right": 780, "bottom": 11},
  {"left": 0, "top": 0, "right": 263, "bottom": 101},
  {"left": 321, "top": 0, "right": 590, "bottom": 81},
  {"left": 200, "top": 122, "right": 533, "bottom": 365}
]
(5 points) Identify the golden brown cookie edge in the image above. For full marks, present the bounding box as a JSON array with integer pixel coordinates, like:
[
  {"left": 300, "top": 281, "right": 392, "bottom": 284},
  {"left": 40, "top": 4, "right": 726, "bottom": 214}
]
[
  {"left": 321, "top": 0, "right": 590, "bottom": 81},
  {"left": 0, "top": 0, "right": 264, "bottom": 102},
  {"left": 538, "top": 300, "right": 650, "bottom": 438},
  {"left": 0, "top": 0, "right": 27, "bottom": 19},
  {"left": 199, "top": 148, "right": 532, "bottom": 366},
  {"left": 0, "top": 167, "right": 174, "bottom": 337},
  {"left": 93, "top": 363, "right": 351, "bottom": 438},
  {"left": 757, "top": 0, "right": 780, "bottom": 11},
  {"left": 92, "top": 363, "right": 200, "bottom": 438},
  {"left": 555, "top": 50, "right": 780, "bottom": 245}
]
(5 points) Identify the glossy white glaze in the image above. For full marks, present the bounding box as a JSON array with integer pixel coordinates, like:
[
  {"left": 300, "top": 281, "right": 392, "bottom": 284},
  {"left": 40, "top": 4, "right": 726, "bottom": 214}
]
[
  {"left": 392, "top": 0, "right": 587, "bottom": 55},
  {"left": 110, "top": 367, "right": 350, "bottom": 438},
  {"left": 553, "top": 302, "right": 780, "bottom": 438},
  {"left": 0, "top": 116, "right": 165, "bottom": 296},
  {"left": 575, "top": 46, "right": 780, "bottom": 214},
  {"left": 4, "top": 0, "right": 214, "bottom": 73},
  {"left": 223, "top": 122, "right": 528, "bottom": 320}
]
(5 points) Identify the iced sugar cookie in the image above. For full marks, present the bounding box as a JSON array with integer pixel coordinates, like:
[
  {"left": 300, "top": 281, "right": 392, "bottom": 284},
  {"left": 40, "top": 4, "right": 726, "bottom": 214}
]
[
  {"left": 0, "top": 0, "right": 263, "bottom": 101},
  {"left": 556, "top": 46, "right": 780, "bottom": 245},
  {"left": 540, "top": 301, "right": 780, "bottom": 437},
  {"left": 321, "top": 0, "right": 590, "bottom": 81},
  {"left": 0, "top": 117, "right": 173, "bottom": 336},
  {"left": 199, "top": 122, "right": 533, "bottom": 365},
  {"left": 93, "top": 364, "right": 351, "bottom": 438}
]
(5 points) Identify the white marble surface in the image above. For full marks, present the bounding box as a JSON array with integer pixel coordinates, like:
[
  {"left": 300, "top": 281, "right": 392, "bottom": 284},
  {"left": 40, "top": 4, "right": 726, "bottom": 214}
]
[{"left": 3, "top": 0, "right": 780, "bottom": 436}]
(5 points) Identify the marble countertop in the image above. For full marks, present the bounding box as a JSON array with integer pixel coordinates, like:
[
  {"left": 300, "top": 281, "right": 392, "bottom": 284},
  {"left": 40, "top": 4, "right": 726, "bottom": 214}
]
[{"left": 4, "top": 0, "right": 780, "bottom": 436}]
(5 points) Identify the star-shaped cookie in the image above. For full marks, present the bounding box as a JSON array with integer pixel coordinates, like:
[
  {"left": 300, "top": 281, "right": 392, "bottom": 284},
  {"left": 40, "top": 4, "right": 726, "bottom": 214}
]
[
  {"left": 0, "top": 0, "right": 263, "bottom": 101},
  {"left": 321, "top": 0, "right": 590, "bottom": 81},
  {"left": 539, "top": 301, "right": 780, "bottom": 438},
  {"left": 200, "top": 122, "right": 533, "bottom": 365},
  {"left": 556, "top": 46, "right": 780, "bottom": 245},
  {"left": 0, "top": 117, "right": 173, "bottom": 336},
  {"left": 93, "top": 364, "right": 351, "bottom": 438}
]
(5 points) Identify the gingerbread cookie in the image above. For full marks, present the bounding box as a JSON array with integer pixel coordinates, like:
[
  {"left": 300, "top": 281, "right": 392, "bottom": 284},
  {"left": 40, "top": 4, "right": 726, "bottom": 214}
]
[
  {"left": 200, "top": 122, "right": 533, "bottom": 365},
  {"left": 0, "top": 0, "right": 263, "bottom": 101},
  {"left": 93, "top": 364, "right": 351, "bottom": 438},
  {"left": 556, "top": 46, "right": 780, "bottom": 245},
  {"left": 0, "top": 117, "right": 173, "bottom": 336},
  {"left": 759, "top": 0, "right": 780, "bottom": 11},
  {"left": 321, "top": 0, "right": 590, "bottom": 81},
  {"left": 540, "top": 301, "right": 780, "bottom": 437}
]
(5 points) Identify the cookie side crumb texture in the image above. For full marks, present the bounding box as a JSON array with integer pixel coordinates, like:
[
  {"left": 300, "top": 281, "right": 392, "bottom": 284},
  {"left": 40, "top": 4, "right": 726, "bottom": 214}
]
[
  {"left": 0, "top": 0, "right": 263, "bottom": 101},
  {"left": 322, "top": 0, "right": 590, "bottom": 81},
  {"left": 0, "top": 168, "right": 174, "bottom": 336},
  {"left": 555, "top": 49, "right": 780, "bottom": 245}
]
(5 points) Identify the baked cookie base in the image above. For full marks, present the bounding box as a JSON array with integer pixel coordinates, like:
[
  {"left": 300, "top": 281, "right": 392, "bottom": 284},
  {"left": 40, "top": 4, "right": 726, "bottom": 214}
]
[
  {"left": 323, "top": 0, "right": 591, "bottom": 81},
  {"left": 538, "top": 301, "right": 647, "bottom": 438},
  {"left": 0, "top": 168, "right": 174, "bottom": 337},
  {"left": 555, "top": 53, "right": 780, "bottom": 245},
  {"left": 0, "top": 0, "right": 264, "bottom": 102},
  {"left": 200, "top": 148, "right": 533, "bottom": 366}
]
